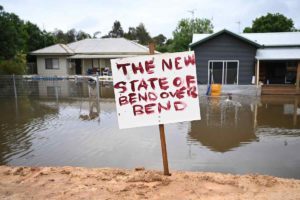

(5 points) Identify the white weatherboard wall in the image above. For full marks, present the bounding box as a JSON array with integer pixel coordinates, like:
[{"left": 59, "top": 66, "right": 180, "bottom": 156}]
[
  {"left": 37, "top": 56, "right": 68, "bottom": 76},
  {"left": 111, "top": 51, "right": 201, "bottom": 129}
]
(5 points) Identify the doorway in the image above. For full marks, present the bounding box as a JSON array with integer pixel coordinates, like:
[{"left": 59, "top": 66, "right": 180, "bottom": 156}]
[{"left": 75, "top": 59, "right": 82, "bottom": 75}]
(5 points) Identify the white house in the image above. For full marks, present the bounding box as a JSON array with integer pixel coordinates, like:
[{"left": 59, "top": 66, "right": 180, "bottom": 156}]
[{"left": 31, "top": 38, "right": 156, "bottom": 76}]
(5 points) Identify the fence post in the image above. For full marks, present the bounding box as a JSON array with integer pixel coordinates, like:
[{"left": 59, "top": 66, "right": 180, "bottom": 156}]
[{"left": 13, "top": 74, "right": 17, "bottom": 99}]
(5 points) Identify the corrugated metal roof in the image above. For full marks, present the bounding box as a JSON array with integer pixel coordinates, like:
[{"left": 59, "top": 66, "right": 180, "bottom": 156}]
[
  {"left": 67, "top": 54, "right": 139, "bottom": 59},
  {"left": 192, "top": 29, "right": 300, "bottom": 47},
  {"left": 256, "top": 48, "right": 300, "bottom": 60},
  {"left": 242, "top": 32, "right": 300, "bottom": 46},
  {"left": 31, "top": 44, "right": 74, "bottom": 55},
  {"left": 67, "top": 38, "right": 150, "bottom": 54},
  {"left": 31, "top": 38, "right": 155, "bottom": 55}
]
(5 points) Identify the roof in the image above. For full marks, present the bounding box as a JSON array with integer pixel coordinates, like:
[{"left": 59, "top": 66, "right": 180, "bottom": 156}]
[
  {"left": 242, "top": 32, "right": 300, "bottom": 47},
  {"left": 190, "top": 29, "right": 260, "bottom": 48},
  {"left": 31, "top": 38, "right": 156, "bottom": 56},
  {"left": 68, "top": 38, "right": 154, "bottom": 54},
  {"left": 67, "top": 54, "right": 139, "bottom": 59},
  {"left": 31, "top": 44, "right": 74, "bottom": 55},
  {"left": 256, "top": 48, "right": 300, "bottom": 60},
  {"left": 191, "top": 29, "right": 300, "bottom": 48}
]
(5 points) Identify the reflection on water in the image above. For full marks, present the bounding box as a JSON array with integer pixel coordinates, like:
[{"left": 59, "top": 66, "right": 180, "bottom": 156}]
[
  {"left": 188, "top": 96, "right": 257, "bottom": 152},
  {"left": 0, "top": 79, "right": 300, "bottom": 179}
]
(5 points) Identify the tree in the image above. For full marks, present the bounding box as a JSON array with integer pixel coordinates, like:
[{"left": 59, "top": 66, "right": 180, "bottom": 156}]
[
  {"left": 0, "top": 6, "right": 27, "bottom": 60},
  {"left": 152, "top": 34, "right": 166, "bottom": 46},
  {"left": 124, "top": 27, "right": 137, "bottom": 40},
  {"left": 135, "top": 23, "right": 151, "bottom": 45},
  {"left": 108, "top": 20, "right": 124, "bottom": 38},
  {"left": 171, "top": 18, "right": 213, "bottom": 52},
  {"left": 243, "top": 13, "right": 296, "bottom": 33},
  {"left": 76, "top": 30, "right": 91, "bottom": 40}
]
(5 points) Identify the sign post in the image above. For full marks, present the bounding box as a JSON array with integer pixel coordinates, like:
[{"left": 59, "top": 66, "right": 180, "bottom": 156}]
[
  {"left": 149, "top": 43, "right": 170, "bottom": 175},
  {"left": 111, "top": 46, "right": 200, "bottom": 176}
]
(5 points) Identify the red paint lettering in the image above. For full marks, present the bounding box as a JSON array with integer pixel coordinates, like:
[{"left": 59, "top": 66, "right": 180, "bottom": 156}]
[
  {"left": 128, "top": 93, "right": 136, "bottom": 104},
  {"left": 184, "top": 54, "right": 195, "bottom": 66},
  {"left": 138, "top": 92, "right": 148, "bottom": 102},
  {"left": 159, "top": 77, "right": 169, "bottom": 90},
  {"left": 137, "top": 79, "right": 148, "bottom": 91},
  {"left": 148, "top": 77, "right": 158, "bottom": 90},
  {"left": 132, "top": 62, "right": 144, "bottom": 74},
  {"left": 145, "top": 59, "right": 155, "bottom": 74},
  {"left": 173, "top": 77, "right": 183, "bottom": 87},
  {"left": 162, "top": 58, "right": 172, "bottom": 71},
  {"left": 119, "top": 96, "right": 128, "bottom": 106},
  {"left": 175, "top": 57, "right": 182, "bottom": 70},
  {"left": 174, "top": 101, "right": 187, "bottom": 111},
  {"left": 158, "top": 101, "right": 171, "bottom": 113},
  {"left": 187, "top": 86, "right": 198, "bottom": 98},
  {"left": 145, "top": 103, "right": 156, "bottom": 114},
  {"left": 148, "top": 92, "right": 158, "bottom": 101},
  {"left": 186, "top": 75, "right": 196, "bottom": 88},
  {"left": 160, "top": 92, "right": 169, "bottom": 99},
  {"left": 116, "top": 63, "right": 130, "bottom": 75},
  {"left": 133, "top": 105, "right": 144, "bottom": 116},
  {"left": 114, "top": 81, "right": 127, "bottom": 93},
  {"left": 129, "top": 80, "right": 139, "bottom": 92}
]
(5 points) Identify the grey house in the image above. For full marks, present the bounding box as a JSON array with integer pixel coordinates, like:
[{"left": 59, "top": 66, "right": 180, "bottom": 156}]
[{"left": 190, "top": 29, "right": 300, "bottom": 95}]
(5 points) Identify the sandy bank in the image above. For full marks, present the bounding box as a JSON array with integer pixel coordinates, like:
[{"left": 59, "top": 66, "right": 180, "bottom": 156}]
[{"left": 0, "top": 165, "right": 300, "bottom": 200}]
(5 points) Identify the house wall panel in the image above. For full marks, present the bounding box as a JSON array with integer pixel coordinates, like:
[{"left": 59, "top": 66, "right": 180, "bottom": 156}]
[
  {"left": 192, "top": 33, "right": 257, "bottom": 84},
  {"left": 37, "top": 56, "right": 68, "bottom": 76}
]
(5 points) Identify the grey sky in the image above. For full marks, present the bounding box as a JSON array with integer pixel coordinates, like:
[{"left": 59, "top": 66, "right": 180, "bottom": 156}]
[{"left": 1, "top": 0, "right": 299, "bottom": 38}]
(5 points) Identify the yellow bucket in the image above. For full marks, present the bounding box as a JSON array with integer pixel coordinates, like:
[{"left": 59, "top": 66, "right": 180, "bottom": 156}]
[{"left": 210, "top": 84, "right": 222, "bottom": 96}]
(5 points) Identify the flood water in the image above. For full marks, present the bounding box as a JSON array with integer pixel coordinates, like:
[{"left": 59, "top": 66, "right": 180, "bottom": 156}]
[{"left": 0, "top": 77, "right": 300, "bottom": 179}]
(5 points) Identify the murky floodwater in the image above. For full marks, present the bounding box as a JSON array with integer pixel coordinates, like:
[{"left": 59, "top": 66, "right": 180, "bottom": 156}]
[{"left": 0, "top": 78, "right": 300, "bottom": 179}]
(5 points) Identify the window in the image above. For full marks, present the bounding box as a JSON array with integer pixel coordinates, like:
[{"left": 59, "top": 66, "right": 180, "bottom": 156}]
[
  {"left": 45, "top": 58, "right": 59, "bottom": 69},
  {"left": 208, "top": 60, "right": 239, "bottom": 84}
]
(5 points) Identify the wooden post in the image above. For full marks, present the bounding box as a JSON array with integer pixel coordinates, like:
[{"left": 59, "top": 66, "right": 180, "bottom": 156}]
[
  {"left": 159, "top": 124, "right": 170, "bottom": 176},
  {"left": 256, "top": 60, "right": 260, "bottom": 86},
  {"left": 149, "top": 42, "right": 170, "bottom": 176},
  {"left": 296, "top": 61, "right": 300, "bottom": 90}
]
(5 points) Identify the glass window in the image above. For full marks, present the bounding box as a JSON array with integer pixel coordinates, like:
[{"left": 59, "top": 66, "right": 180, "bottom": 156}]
[
  {"left": 45, "top": 58, "right": 59, "bottom": 69},
  {"left": 208, "top": 61, "right": 239, "bottom": 84}
]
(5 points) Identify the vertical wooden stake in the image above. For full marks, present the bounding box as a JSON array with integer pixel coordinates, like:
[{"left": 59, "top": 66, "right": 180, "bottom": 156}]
[
  {"left": 159, "top": 124, "right": 170, "bottom": 176},
  {"left": 149, "top": 42, "right": 170, "bottom": 176}
]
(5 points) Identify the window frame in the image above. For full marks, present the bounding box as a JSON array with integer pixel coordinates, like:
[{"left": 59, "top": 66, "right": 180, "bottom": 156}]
[
  {"left": 45, "top": 58, "right": 59, "bottom": 70},
  {"left": 207, "top": 60, "right": 239, "bottom": 85}
]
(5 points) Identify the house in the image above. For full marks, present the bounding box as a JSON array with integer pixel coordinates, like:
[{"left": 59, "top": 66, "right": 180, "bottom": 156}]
[
  {"left": 190, "top": 29, "right": 300, "bottom": 95},
  {"left": 31, "top": 38, "right": 156, "bottom": 77}
]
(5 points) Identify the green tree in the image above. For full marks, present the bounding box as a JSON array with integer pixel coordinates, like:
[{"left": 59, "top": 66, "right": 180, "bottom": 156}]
[
  {"left": 76, "top": 30, "right": 91, "bottom": 40},
  {"left": 171, "top": 18, "right": 213, "bottom": 52},
  {"left": 124, "top": 27, "right": 137, "bottom": 40},
  {"left": 0, "top": 5, "right": 27, "bottom": 60},
  {"left": 152, "top": 34, "right": 166, "bottom": 46},
  {"left": 108, "top": 20, "right": 124, "bottom": 38},
  {"left": 135, "top": 23, "right": 151, "bottom": 45},
  {"left": 243, "top": 13, "right": 296, "bottom": 33}
]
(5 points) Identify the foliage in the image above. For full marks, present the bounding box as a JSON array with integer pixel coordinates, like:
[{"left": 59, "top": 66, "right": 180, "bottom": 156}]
[
  {"left": 243, "top": 13, "right": 296, "bottom": 33},
  {"left": 0, "top": 6, "right": 27, "bottom": 60},
  {"left": 0, "top": 52, "right": 27, "bottom": 75},
  {"left": 124, "top": 27, "right": 137, "bottom": 40},
  {"left": 171, "top": 18, "right": 213, "bottom": 52},
  {"left": 53, "top": 28, "right": 91, "bottom": 43},
  {"left": 108, "top": 21, "right": 124, "bottom": 38},
  {"left": 123, "top": 23, "right": 152, "bottom": 45},
  {"left": 135, "top": 23, "right": 152, "bottom": 45}
]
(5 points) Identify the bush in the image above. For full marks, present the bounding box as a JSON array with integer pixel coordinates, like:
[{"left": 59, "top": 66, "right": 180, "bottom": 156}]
[{"left": 0, "top": 53, "right": 27, "bottom": 75}]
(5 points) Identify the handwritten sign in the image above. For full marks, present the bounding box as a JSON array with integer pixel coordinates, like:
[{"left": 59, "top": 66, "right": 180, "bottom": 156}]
[{"left": 111, "top": 51, "right": 201, "bottom": 129}]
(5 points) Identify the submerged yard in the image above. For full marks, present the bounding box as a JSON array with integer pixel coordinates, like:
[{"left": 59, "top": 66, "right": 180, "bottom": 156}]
[{"left": 0, "top": 78, "right": 300, "bottom": 179}]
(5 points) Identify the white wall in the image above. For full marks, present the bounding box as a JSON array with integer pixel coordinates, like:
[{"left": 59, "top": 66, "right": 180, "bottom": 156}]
[{"left": 37, "top": 56, "right": 69, "bottom": 76}]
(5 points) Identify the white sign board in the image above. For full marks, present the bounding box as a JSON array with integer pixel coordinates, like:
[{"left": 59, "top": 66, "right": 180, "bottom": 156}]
[{"left": 111, "top": 51, "right": 201, "bottom": 129}]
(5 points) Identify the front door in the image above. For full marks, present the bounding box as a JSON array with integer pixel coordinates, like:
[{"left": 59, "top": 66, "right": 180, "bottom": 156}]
[{"left": 75, "top": 59, "right": 82, "bottom": 75}]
